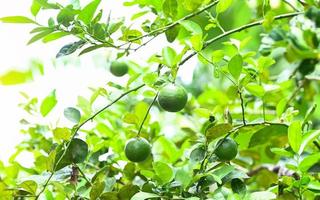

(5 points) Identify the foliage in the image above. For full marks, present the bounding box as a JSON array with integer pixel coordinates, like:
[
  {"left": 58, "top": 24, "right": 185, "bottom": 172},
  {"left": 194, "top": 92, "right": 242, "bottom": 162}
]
[{"left": 0, "top": 0, "right": 320, "bottom": 199}]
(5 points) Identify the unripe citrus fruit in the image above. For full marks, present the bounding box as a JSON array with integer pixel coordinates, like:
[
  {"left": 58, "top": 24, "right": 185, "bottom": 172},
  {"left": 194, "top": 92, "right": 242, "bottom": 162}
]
[
  {"left": 214, "top": 138, "right": 238, "bottom": 161},
  {"left": 110, "top": 61, "right": 128, "bottom": 77},
  {"left": 125, "top": 137, "right": 151, "bottom": 162},
  {"left": 158, "top": 84, "right": 188, "bottom": 112}
]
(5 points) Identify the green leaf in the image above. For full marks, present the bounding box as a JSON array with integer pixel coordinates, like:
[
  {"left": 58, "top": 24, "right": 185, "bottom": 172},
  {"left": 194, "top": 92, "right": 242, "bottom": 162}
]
[
  {"left": 228, "top": 54, "right": 243, "bottom": 81},
  {"left": 288, "top": 121, "right": 302, "bottom": 153},
  {"left": 53, "top": 127, "right": 71, "bottom": 141},
  {"left": 28, "top": 29, "right": 54, "bottom": 45},
  {"left": 270, "top": 147, "right": 293, "bottom": 157},
  {"left": 57, "top": 5, "right": 78, "bottom": 26},
  {"left": 0, "top": 16, "right": 37, "bottom": 24},
  {"left": 56, "top": 40, "right": 86, "bottom": 58},
  {"left": 231, "top": 178, "right": 246, "bottom": 195},
  {"left": 299, "top": 153, "right": 320, "bottom": 172},
  {"left": 175, "top": 168, "right": 192, "bottom": 189},
  {"left": 212, "top": 164, "right": 235, "bottom": 180},
  {"left": 216, "top": 0, "right": 233, "bottom": 14},
  {"left": 19, "top": 180, "right": 37, "bottom": 195},
  {"left": 165, "top": 25, "right": 180, "bottom": 43},
  {"left": 78, "top": 0, "right": 101, "bottom": 25},
  {"left": 64, "top": 107, "right": 81, "bottom": 123},
  {"left": 40, "top": 89, "right": 57, "bottom": 117},
  {"left": 131, "top": 192, "right": 160, "bottom": 200},
  {"left": 299, "top": 129, "right": 320, "bottom": 155},
  {"left": 162, "top": 46, "right": 177, "bottom": 67},
  {"left": 0, "top": 70, "right": 33, "bottom": 85},
  {"left": 31, "top": 0, "right": 41, "bottom": 17},
  {"left": 245, "top": 83, "right": 265, "bottom": 97},
  {"left": 162, "top": 0, "right": 178, "bottom": 19},
  {"left": 90, "top": 181, "right": 105, "bottom": 200},
  {"left": 179, "top": 20, "right": 202, "bottom": 36},
  {"left": 249, "top": 124, "right": 288, "bottom": 147},
  {"left": 183, "top": 0, "right": 203, "bottom": 11},
  {"left": 42, "top": 31, "right": 70, "bottom": 43},
  {"left": 206, "top": 123, "right": 233, "bottom": 142},
  {"left": 190, "top": 146, "right": 206, "bottom": 162},
  {"left": 153, "top": 161, "right": 174, "bottom": 184},
  {"left": 79, "top": 43, "right": 112, "bottom": 56},
  {"left": 35, "top": 0, "right": 60, "bottom": 9}
]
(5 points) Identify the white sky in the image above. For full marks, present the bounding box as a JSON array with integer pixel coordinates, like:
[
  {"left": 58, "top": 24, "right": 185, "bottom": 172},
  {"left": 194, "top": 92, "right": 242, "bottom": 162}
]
[{"left": 0, "top": 1, "right": 196, "bottom": 165}]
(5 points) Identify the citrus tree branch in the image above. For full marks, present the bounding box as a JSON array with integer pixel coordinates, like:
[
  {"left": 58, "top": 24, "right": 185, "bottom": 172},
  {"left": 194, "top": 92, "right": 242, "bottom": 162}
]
[
  {"left": 119, "top": 0, "right": 219, "bottom": 47},
  {"left": 179, "top": 12, "right": 303, "bottom": 66},
  {"left": 35, "top": 83, "right": 145, "bottom": 199},
  {"left": 137, "top": 92, "right": 158, "bottom": 137}
]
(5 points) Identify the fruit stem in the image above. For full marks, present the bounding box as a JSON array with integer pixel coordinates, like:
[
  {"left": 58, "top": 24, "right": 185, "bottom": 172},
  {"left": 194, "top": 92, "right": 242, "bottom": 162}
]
[{"left": 137, "top": 92, "right": 159, "bottom": 137}]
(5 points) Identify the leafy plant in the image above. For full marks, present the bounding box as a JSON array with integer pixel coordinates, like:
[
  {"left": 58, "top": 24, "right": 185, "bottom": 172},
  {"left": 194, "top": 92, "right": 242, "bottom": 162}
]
[{"left": 0, "top": 0, "right": 320, "bottom": 199}]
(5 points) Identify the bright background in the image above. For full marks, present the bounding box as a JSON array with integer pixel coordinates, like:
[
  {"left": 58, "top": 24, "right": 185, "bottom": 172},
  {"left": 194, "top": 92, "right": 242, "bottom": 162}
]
[{"left": 0, "top": 1, "right": 196, "bottom": 164}]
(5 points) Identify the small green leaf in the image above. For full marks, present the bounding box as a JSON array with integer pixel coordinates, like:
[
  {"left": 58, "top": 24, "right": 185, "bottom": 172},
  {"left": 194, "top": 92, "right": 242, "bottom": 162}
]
[
  {"left": 162, "top": 0, "right": 178, "bottom": 19},
  {"left": 231, "top": 178, "right": 246, "bottom": 195},
  {"left": 31, "top": 0, "right": 41, "bottom": 17},
  {"left": 131, "top": 192, "right": 160, "bottom": 200},
  {"left": 19, "top": 180, "right": 37, "bottom": 195},
  {"left": 28, "top": 29, "right": 54, "bottom": 45},
  {"left": 175, "top": 168, "right": 192, "bottom": 189},
  {"left": 162, "top": 46, "right": 177, "bottom": 67},
  {"left": 249, "top": 124, "right": 288, "bottom": 147},
  {"left": 165, "top": 25, "right": 180, "bottom": 43},
  {"left": 64, "top": 107, "right": 81, "bottom": 123},
  {"left": 90, "top": 181, "right": 105, "bottom": 200},
  {"left": 216, "top": 0, "right": 233, "bottom": 14},
  {"left": 153, "top": 161, "right": 174, "bottom": 184},
  {"left": 245, "top": 83, "right": 265, "bottom": 97},
  {"left": 53, "top": 127, "right": 71, "bottom": 141},
  {"left": 270, "top": 147, "right": 294, "bottom": 157},
  {"left": 56, "top": 40, "right": 86, "bottom": 58},
  {"left": 228, "top": 54, "right": 243, "bottom": 81},
  {"left": 190, "top": 146, "right": 206, "bottom": 162},
  {"left": 0, "top": 16, "right": 37, "bottom": 24},
  {"left": 42, "top": 31, "right": 70, "bottom": 43},
  {"left": 78, "top": 0, "right": 101, "bottom": 25},
  {"left": 206, "top": 123, "right": 233, "bottom": 142},
  {"left": 288, "top": 121, "right": 302, "bottom": 153},
  {"left": 179, "top": 20, "right": 203, "bottom": 36},
  {"left": 299, "top": 153, "right": 320, "bottom": 172},
  {"left": 40, "top": 89, "right": 57, "bottom": 117},
  {"left": 299, "top": 130, "right": 320, "bottom": 155}
]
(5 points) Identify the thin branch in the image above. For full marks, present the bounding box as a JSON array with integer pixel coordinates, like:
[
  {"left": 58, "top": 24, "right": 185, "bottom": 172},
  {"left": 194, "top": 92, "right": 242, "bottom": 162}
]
[
  {"left": 179, "top": 12, "right": 303, "bottom": 67},
  {"left": 238, "top": 88, "right": 246, "bottom": 125},
  {"left": 282, "top": 0, "right": 300, "bottom": 12},
  {"left": 77, "top": 165, "right": 93, "bottom": 186},
  {"left": 118, "top": 0, "right": 219, "bottom": 47},
  {"left": 137, "top": 92, "right": 159, "bottom": 136},
  {"left": 35, "top": 84, "right": 145, "bottom": 199},
  {"left": 197, "top": 52, "right": 237, "bottom": 86}
]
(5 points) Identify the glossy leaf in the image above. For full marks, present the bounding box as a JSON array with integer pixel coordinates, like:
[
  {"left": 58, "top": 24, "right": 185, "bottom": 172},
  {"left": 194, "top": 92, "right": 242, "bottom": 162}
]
[
  {"left": 78, "top": 0, "right": 101, "bottom": 25},
  {"left": 64, "top": 107, "right": 81, "bottom": 123},
  {"left": 288, "top": 121, "right": 302, "bottom": 153},
  {"left": 40, "top": 89, "right": 57, "bottom": 117}
]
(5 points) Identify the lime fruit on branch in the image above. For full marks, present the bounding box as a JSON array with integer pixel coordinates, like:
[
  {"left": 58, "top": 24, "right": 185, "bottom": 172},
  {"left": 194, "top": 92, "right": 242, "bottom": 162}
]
[
  {"left": 125, "top": 137, "right": 151, "bottom": 162},
  {"left": 110, "top": 61, "right": 129, "bottom": 77},
  {"left": 158, "top": 84, "right": 188, "bottom": 112},
  {"left": 214, "top": 138, "right": 238, "bottom": 161}
]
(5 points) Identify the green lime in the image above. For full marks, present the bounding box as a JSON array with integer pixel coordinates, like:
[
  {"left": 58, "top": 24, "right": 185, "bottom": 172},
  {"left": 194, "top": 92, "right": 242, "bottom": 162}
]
[
  {"left": 214, "top": 138, "right": 238, "bottom": 161},
  {"left": 110, "top": 61, "right": 129, "bottom": 77},
  {"left": 158, "top": 84, "right": 188, "bottom": 112},
  {"left": 298, "top": 59, "right": 317, "bottom": 76},
  {"left": 125, "top": 137, "right": 151, "bottom": 162}
]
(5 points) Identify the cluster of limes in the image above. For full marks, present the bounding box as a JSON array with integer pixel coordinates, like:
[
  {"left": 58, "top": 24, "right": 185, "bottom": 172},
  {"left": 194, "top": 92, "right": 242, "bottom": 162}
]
[{"left": 111, "top": 60, "right": 238, "bottom": 163}]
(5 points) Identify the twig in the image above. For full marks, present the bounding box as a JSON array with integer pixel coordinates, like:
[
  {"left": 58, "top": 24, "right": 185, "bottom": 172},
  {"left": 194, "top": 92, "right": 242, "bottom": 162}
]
[
  {"left": 238, "top": 88, "right": 246, "bottom": 125},
  {"left": 282, "top": 0, "right": 300, "bottom": 12},
  {"left": 178, "top": 12, "right": 303, "bottom": 67},
  {"left": 137, "top": 92, "right": 159, "bottom": 136},
  {"left": 35, "top": 84, "right": 145, "bottom": 199},
  {"left": 118, "top": 0, "right": 219, "bottom": 47},
  {"left": 76, "top": 165, "right": 93, "bottom": 186}
]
